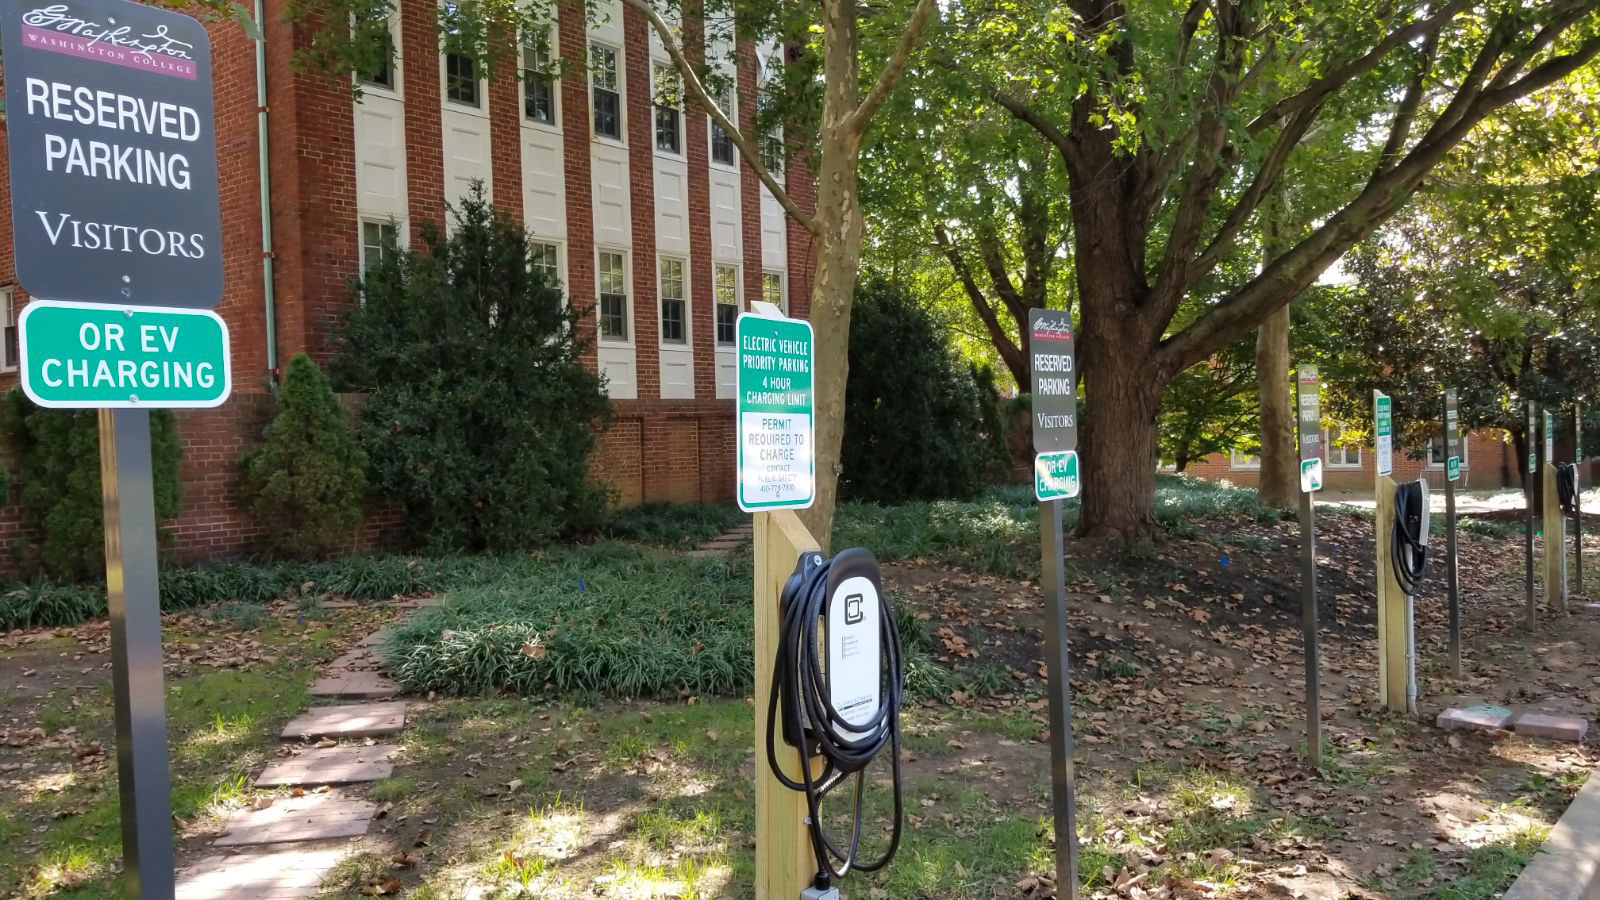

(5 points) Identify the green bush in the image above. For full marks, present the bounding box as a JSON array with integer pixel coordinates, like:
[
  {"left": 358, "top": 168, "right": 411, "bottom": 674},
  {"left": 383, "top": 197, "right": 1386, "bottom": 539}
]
[
  {"left": 0, "top": 581, "right": 107, "bottom": 629},
  {"left": 332, "top": 184, "right": 612, "bottom": 553},
  {"left": 602, "top": 502, "right": 746, "bottom": 548},
  {"left": 2, "top": 389, "right": 181, "bottom": 580},
  {"left": 241, "top": 354, "right": 368, "bottom": 558},
  {"left": 841, "top": 278, "right": 1004, "bottom": 503}
]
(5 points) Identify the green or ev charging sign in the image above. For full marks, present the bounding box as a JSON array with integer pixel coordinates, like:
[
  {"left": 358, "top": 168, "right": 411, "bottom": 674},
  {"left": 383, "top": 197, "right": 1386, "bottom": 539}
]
[
  {"left": 18, "top": 301, "right": 229, "bottom": 408},
  {"left": 1374, "top": 391, "right": 1394, "bottom": 477},
  {"left": 1035, "top": 450, "right": 1079, "bottom": 501},
  {"left": 1545, "top": 410, "right": 1555, "bottom": 464},
  {"left": 1028, "top": 309, "right": 1078, "bottom": 501},
  {"left": 1444, "top": 389, "right": 1461, "bottom": 483},
  {"left": 1297, "top": 365, "right": 1321, "bottom": 493},
  {"left": 735, "top": 312, "right": 814, "bottom": 512},
  {"left": 1528, "top": 403, "right": 1538, "bottom": 474}
]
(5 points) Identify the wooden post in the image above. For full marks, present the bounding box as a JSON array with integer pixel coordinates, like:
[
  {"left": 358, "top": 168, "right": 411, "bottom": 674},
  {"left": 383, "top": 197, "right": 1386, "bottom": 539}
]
[
  {"left": 1374, "top": 475, "right": 1413, "bottom": 713},
  {"left": 754, "top": 510, "right": 820, "bottom": 898},
  {"left": 1543, "top": 464, "right": 1568, "bottom": 614}
]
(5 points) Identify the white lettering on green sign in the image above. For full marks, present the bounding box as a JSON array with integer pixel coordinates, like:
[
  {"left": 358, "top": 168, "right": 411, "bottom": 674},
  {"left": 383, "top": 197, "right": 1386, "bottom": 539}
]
[{"left": 736, "top": 313, "right": 815, "bottom": 512}]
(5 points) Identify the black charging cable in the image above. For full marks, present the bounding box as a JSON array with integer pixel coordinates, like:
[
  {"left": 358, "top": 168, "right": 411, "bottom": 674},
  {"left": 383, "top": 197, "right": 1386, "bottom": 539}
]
[
  {"left": 767, "top": 551, "right": 905, "bottom": 891},
  {"left": 1558, "top": 463, "right": 1579, "bottom": 516},
  {"left": 1392, "top": 481, "right": 1429, "bottom": 596}
]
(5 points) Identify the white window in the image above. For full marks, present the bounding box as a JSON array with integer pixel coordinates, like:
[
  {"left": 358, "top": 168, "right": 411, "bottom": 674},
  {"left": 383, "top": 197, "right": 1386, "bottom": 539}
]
[
  {"left": 714, "top": 264, "right": 739, "bottom": 345},
  {"left": 1429, "top": 437, "right": 1468, "bottom": 467},
  {"left": 445, "top": 52, "right": 481, "bottom": 107},
  {"left": 530, "top": 240, "right": 560, "bottom": 285},
  {"left": 757, "top": 58, "right": 783, "bottom": 175},
  {"left": 361, "top": 220, "right": 399, "bottom": 272},
  {"left": 761, "top": 271, "right": 784, "bottom": 313},
  {"left": 1229, "top": 449, "right": 1260, "bottom": 470},
  {"left": 522, "top": 28, "right": 557, "bottom": 125},
  {"left": 653, "top": 63, "right": 681, "bottom": 155},
  {"left": 0, "top": 289, "right": 16, "bottom": 373},
  {"left": 709, "top": 87, "right": 735, "bottom": 166},
  {"left": 590, "top": 44, "right": 622, "bottom": 140},
  {"left": 598, "top": 250, "right": 628, "bottom": 341},
  {"left": 659, "top": 257, "right": 686, "bottom": 344},
  {"left": 1326, "top": 426, "right": 1361, "bottom": 468},
  {"left": 355, "top": 5, "right": 397, "bottom": 91}
]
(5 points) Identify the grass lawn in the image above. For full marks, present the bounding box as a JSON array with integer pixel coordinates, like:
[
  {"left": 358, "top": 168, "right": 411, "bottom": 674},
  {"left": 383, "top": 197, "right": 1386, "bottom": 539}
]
[{"left": 0, "top": 478, "right": 1593, "bottom": 898}]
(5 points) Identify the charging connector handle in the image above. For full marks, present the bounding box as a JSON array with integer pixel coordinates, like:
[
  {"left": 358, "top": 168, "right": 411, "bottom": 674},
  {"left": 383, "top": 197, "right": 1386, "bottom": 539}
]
[
  {"left": 1558, "top": 463, "right": 1579, "bottom": 516},
  {"left": 1392, "top": 481, "right": 1430, "bottom": 596},
  {"left": 767, "top": 549, "right": 905, "bottom": 889}
]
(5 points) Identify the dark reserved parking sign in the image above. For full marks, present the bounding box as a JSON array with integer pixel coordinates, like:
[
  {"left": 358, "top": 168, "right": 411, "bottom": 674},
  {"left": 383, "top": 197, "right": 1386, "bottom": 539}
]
[{"left": 1, "top": 0, "right": 222, "bottom": 308}]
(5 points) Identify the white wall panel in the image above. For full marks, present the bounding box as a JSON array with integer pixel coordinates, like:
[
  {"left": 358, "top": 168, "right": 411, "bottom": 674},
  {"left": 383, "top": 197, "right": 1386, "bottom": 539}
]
[
  {"left": 592, "top": 147, "right": 631, "bottom": 251},
  {"left": 443, "top": 109, "right": 491, "bottom": 206},
  {"left": 654, "top": 163, "right": 688, "bottom": 254},
  {"left": 522, "top": 129, "right": 566, "bottom": 238},
  {"left": 355, "top": 97, "right": 407, "bottom": 222},
  {"left": 598, "top": 346, "right": 638, "bottom": 400},
  {"left": 710, "top": 170, "right": 740, "bottom": 262}
]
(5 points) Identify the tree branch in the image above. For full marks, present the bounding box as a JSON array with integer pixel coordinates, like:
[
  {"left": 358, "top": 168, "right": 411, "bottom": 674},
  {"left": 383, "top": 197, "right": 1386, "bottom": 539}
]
[
  {"left": 849, "top": 0, "right": 938, "bottom": 134},
  {"left": 621, "top": 0, "right": 819, "bottom": 236},
  {"left": 1373, "top": 31, "right": 1436, "bottom": 177},
  {"left": 934, "top": 224, "right": 1027, "bottom": 384},
  {"left": 988, "top": 85, "right": 1087, "bottom": 178}
]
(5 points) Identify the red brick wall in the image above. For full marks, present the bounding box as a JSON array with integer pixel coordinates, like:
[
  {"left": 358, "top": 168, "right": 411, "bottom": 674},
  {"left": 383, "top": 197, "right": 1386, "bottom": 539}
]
[{"left": 1184, "top": 429, "right": 1521, "bottom": 493}]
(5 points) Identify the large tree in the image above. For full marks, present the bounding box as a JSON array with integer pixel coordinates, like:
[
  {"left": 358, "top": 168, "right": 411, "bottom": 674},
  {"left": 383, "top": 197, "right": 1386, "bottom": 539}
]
[{"left": 926, "top": 0, "right": 1600, "bottom": 538}]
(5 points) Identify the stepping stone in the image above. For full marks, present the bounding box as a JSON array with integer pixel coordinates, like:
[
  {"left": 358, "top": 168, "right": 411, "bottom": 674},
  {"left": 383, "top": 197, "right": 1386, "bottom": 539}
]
[
  {"left": 359, "top": 628, "right": 394, "bottom": 648},
  {"left": 325, "top": 649, "right": 376, "bottom": 670},
  {"left": 282, "top": 702, "right": 407, "bottom": 740},
  {"left": 1512, "top": 712, "right": 1589, "bottom": 741},
  {"left": 1437, "top": 705, "right": 1513, "bottom": 732},
  {"left": 310, "top": 671, "right": 399, "bottom": 700},
  {"left": 176, "top": 845, "right": 349, "bottom": 899},
  {"left": 255, "top": 744, "right": 399, "bottom": 787},
  {"left": 214, "top": 793, "right": 376, "bottom": 847}
]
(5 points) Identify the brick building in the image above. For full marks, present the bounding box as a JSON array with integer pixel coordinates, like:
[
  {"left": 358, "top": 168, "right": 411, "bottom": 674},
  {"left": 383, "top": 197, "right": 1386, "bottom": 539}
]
[
  {"left": 1183, "top": 428, "right": 1523, "bottom": 493},
  {"left": 0, "top": 0, "right": 813, "bottom": 562}
]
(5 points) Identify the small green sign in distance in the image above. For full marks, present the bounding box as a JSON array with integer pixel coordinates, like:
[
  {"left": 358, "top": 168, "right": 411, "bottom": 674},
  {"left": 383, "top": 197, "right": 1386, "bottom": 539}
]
[
  {"left": 1034, "top": 450, "right": 1080, "bottom": 501},
  {"left": 735, "top": 312, "right": 815, "bottom": 512},
  {"left": 1300, "top": 458, "right": 1324, "bottom": 493},
  {"left": 1374, "top": 392, "right": 1394, "bottom": 476},
  {"left": 19, "top": 301, "right": 230, "bottom": 409},
  {"left": 1447, "top": 457, "right": 1461, "bottom": 482}
]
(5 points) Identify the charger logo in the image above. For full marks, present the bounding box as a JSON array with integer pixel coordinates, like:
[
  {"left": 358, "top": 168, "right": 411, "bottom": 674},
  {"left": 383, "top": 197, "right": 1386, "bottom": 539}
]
[{"left": 844, "top": 593, "right": 863, "bottom": 625}]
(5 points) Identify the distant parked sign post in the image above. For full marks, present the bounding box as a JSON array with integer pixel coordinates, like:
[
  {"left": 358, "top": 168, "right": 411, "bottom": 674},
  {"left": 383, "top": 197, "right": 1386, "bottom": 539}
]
[
  {"left": 1526, "top": 402, "right": 1538, "bottom": 628},
  {"left": 1575, "top": 402, "right": 1584, "bottom": 594},
  {"left": 1028, "top": 308, "right": 1080, "bottom": 899},
  {"left": 1542, "top": 409, "right": 1566, "bottom": 613},
  {"left": 1442, "top": 389, "right": 1461, "bottom": 677},
  {"left": 1294, "top": 365, "right": 1321, "bottom": 769},
  {"left": 0, "top": 1, "right": 226, "bottom": 895}
]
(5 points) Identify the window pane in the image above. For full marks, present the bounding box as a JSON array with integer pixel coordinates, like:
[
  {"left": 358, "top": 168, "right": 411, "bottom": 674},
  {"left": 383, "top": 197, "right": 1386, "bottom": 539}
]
[
  {"left": 714, "top": 266, "right": 737, "bottom": 302},
  {"left": 447, "top": 53, "right": 478, "bottom": 105},
  {"left": 659, "top": 258, "right": 684, "bottom": 300},
  {"left": 590, "top": 45, "right": 617, "bottom": 89},
  {"left": 716, "top": 304, "right": 736, "bottom": 345},
  {"left": 655, "top": 105, "right": 680, "bottom": 153},
  {"left": 531, "top": 242, "right": 559, "bottom": 282},
  {"left": 600, "top": 294, "right": 628, "bottom": 340},
  {"left": 711, "top": 88, "right": 736, "bottom": 165},
  {"left": 594, "top": 88, "right": 620, "bottom": 139},
  {"left": 661, "top": 298, "right": 685, "bottom": 343},
  {"left": 762, "top": 272, "right": 782, "bottom": 308},
  {"left": 356, "top": 13, "right": 394, "bottom": 88},
  {"left": 599, "top": 252, "right": 626, "bottom": 295}
]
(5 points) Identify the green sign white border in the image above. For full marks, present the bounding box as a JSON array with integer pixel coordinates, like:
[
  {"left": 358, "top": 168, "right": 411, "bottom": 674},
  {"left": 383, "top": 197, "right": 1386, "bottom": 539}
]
[
  {"left": 1300, "top": 458, "right": 1323, "bottom": 493},
  {"left": 734, "top": 311, "right": 815, "bottom": 513},
  {"left": 1034, "top": 449, "right": 1080, "bottom": 501},
  {"left": 18, "top": 299, "right": 232, "bottom": 410}
]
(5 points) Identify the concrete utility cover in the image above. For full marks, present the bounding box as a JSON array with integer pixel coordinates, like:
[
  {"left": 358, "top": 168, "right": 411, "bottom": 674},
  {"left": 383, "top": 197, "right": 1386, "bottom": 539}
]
[
  {"left": 1437, "top": 706, "right": 1513, "bottom": 732},
  {"left": 255, "top": 744, "right": 400, "bottom": 787},
  {"left": 310, "top": 671, "right": 400, "bottom": 700},
  {"left": 214, "top": 794, "right": 376, "bottom": 847},
  {"left": 282, "top": 702, "right": 407, "bottom": 739},
  {"left": 176, "top": 846, "right": 349, "bottom": 899},
  {"left": 1512, "top": 712, "right": 1590, "bottom": 742}
]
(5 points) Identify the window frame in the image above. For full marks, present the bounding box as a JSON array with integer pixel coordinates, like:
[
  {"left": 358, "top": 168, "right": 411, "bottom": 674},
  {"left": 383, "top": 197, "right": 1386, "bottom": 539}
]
[
  {"left": 761, "top": 270, "right": 785, "bottom": 314},
  {"left": 354, "top": 5, "right": 400, "bottom": 95},
  {"left": 443, "top": 49, "right": 482, "bottom": 109},
  {"left": 520, "top": 26, "right": 559, "bottom": 128},
  {"left": 1229, "top": 449, "right": 1261, "bottom": 470},
  {"left": 529, "top": 239, "right": 563, "bottom": 287},
  {"left": 1324, "top": 426, "right": 1362, "bottom": 469},
  {"left": 709, "top": 86, "right": 736, "bottom": 168},
  {"left": 652, "top": 62, "right": 682, "bottom": 156},
  {"left": 589, "top": 42, "right": 623, "bottom": 142},
  {"left": 359, "top": 219, "right": 400, "bottom": 273},
  {"left": 0, "top": 288, "right": 16, "bottom": 374},
  {"left": 713, "top": 263, "right": 740, "bottom": 347},
  {"left": 658, "top": 256, "right": 688, "bottom": 346},
  {"left": 1427, "top": 436, "right": 1468, "bottom": 468},
  {"left": 597, "top": 248, "right": 631, "bottom": 344}
]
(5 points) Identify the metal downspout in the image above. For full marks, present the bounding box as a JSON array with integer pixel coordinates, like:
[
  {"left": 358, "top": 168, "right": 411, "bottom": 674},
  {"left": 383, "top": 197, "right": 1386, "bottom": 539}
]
[{"left": 254, "top": 0, "right": 279, "bottom": 388}]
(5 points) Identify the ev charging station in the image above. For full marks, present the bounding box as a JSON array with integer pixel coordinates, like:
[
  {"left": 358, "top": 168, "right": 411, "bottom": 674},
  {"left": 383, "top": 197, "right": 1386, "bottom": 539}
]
[
  {"left": 738, "top": 303, "right": 905, "bottom": 900},
  {"left": 1541, "top": 409, "right": 1568, "bottom": 613},
  {"left": 1294, "top": 366, "right": 1323, "bottom": 767},
  {"left": 1372, "top": 390, "right": 1429, "bottom": 714}
]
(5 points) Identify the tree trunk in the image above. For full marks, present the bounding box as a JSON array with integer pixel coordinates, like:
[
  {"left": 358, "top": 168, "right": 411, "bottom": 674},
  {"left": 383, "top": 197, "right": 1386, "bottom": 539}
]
[
  {"left": 1075, "top": 324, "right": 1166, "bottom": 541},
  {"left": 1254, "top": 304, "right": 1296, "bottom": 507}
]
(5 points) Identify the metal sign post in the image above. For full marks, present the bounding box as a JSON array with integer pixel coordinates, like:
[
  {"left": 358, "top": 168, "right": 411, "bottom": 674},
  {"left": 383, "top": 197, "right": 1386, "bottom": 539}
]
[
  {"left": 1526, "top": 401, "right": 1538, "bottom": 628},
  {"left": 1576, "top": 403, "right": 1584, "bottom": 594},
  {"left": 0, "top": 2, "right": 226, "bottom": 896},
  {"left": 1294, "top": 366, "right": 1321, "bottom": 769},
  {"left": 1443, "top": 389, "right": 1461, "bottom": 677},
  {"left": 1028, "top": 308, "right": 1079, "bottom": 899},
  {"left": 1542, "top": 409, "right": 1567, "bottom": 613}
]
